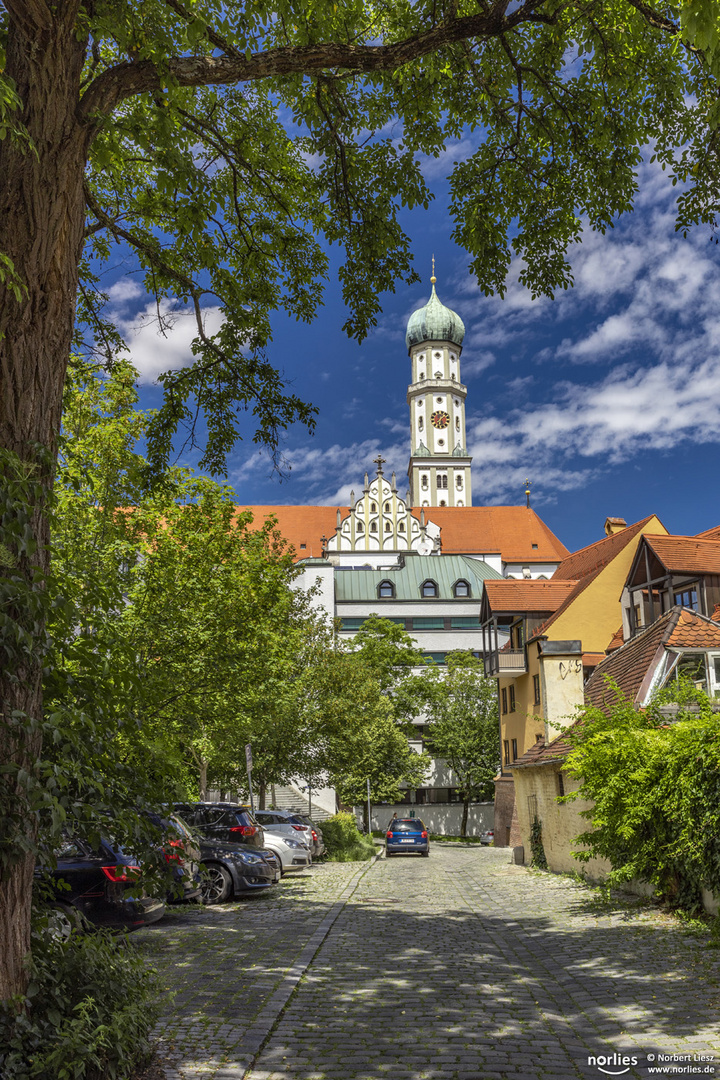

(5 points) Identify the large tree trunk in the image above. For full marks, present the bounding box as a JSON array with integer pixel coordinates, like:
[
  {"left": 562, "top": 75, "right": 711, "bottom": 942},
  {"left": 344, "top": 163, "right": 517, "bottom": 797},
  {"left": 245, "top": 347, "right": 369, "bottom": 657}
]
[
  {"left": 198, "top": 760, "right": 209, "bottom": 800},
  {"left": 0, "top": 6, "right": 89, "bottom": 1001},
  {"left": 460, "top": 799, "right": 469, "bottom": 838}
]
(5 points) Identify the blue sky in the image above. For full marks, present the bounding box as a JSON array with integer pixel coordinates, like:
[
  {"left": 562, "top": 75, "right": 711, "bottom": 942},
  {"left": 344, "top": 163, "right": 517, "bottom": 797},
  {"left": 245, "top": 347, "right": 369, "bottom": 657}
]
[{"left": 103, "top": 143, "right": 720, "bottom": 555}]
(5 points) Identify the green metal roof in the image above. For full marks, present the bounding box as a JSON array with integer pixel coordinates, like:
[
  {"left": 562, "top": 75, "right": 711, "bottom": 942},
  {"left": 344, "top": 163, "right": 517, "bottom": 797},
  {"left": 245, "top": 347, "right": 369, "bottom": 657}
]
[
  {"left": 405, "top": 284, "right": 466, "bottom": 350},
  {"left": 334, "top": 554, "right": 501, "bottom": 602}
]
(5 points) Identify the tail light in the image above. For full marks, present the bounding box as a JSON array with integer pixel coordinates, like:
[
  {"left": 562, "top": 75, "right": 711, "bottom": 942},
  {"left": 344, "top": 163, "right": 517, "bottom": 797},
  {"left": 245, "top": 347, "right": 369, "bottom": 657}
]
[
  {"left": 164, "top": 838, "right": 185, "bottom": 863},
  {"left": 102, "top": 865, "right": 140, "bottom": 883},
  {"left": 291, "top": 825, "right": 306, "bottom": 832},
  {"left": 311, "top": 830, "right": 318, "bottom": 842},
  {"left": 229, "top": 825, "right": 257, "bottom": 836},
  {"left": 386, "top": 831, "right": 393, "bottom": 838},
  {"left": 421, "top": 831, "right": 428, "bottom": 838}
]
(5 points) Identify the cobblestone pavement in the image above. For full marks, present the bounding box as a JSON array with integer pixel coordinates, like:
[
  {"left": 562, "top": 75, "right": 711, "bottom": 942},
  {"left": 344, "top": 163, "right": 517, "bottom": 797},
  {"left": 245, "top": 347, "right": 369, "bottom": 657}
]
[{"left": 136, "top": 845, "right": 720, "bottom": 1080}]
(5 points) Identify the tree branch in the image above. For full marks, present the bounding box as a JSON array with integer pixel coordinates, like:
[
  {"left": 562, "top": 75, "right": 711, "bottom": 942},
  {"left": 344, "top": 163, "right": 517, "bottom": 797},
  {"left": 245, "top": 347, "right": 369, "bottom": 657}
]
[{"left": 78, "top": 0, "right": 549, "bottom": 122}]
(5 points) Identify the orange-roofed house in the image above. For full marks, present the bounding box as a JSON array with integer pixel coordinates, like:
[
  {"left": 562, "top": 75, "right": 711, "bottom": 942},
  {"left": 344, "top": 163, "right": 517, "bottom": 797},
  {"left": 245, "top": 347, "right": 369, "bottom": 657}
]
[{"left": 480, "top": 513, "right": 668, "bottom": 846}]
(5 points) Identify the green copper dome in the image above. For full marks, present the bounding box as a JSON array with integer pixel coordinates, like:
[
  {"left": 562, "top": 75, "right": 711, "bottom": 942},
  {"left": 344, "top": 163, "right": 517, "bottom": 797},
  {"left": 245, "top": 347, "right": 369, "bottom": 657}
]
[{"left": 405, "top": 282, "right": 465, "bottom": 350}]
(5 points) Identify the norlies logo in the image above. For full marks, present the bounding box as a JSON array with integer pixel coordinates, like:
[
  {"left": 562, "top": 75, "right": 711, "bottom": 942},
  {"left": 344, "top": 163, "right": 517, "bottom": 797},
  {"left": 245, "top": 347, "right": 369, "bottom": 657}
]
[{"left": 588, "top": 1053, "right": 639, "bottom": 1076}]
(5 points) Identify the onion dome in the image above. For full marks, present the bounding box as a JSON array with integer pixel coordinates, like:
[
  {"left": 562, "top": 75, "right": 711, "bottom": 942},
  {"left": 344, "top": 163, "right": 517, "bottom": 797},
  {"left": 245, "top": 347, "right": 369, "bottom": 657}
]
[{"left": 405, "top": 275, "right": 465, "bottom": 350}]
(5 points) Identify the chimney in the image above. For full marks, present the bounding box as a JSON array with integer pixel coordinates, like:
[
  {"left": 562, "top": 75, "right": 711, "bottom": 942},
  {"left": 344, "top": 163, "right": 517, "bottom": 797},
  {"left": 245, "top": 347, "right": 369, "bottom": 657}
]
[{"left": 604, "top": 516, "right": 627, "bottom": 537}]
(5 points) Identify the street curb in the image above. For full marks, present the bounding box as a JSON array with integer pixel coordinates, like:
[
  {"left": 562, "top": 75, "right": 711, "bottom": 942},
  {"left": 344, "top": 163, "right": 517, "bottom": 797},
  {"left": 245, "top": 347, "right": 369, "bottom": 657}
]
[{"left": 238, "top": 853, "right": 380, "bottom": 1073}]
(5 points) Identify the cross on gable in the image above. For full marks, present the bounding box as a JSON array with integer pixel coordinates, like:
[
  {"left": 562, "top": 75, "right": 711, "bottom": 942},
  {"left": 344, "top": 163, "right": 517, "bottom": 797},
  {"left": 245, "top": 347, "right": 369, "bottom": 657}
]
[{"left": 373, "top": 455, "right": 386, "bottom": 475}]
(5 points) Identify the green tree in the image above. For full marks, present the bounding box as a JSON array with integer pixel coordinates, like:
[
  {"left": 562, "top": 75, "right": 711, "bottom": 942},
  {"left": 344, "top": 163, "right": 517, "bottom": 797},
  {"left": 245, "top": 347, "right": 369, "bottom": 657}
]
[
  {"left": 414, "top": 651, "right": 499, "bottom": 836},
  {"left": 564, "top": 678, "right": 720, "bottom": 911},
  {"left": 324, "top": 618, "right": 430, "bottom": 828},
  {"left": 3, "top": 0, "right": 720, "bottom": 999}
]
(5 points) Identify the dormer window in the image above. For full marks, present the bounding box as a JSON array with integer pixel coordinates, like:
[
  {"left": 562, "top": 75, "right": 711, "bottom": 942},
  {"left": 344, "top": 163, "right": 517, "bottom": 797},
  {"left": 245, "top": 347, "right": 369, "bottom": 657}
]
[
  {"left": 453, "top": 580, "right": 471, "bottom": 598},
  {"left": 421, "top": 579, "right": 438, "bottom": 598},
  {"left": 378, "top": 580, "right": 395, "bottom": 599}
]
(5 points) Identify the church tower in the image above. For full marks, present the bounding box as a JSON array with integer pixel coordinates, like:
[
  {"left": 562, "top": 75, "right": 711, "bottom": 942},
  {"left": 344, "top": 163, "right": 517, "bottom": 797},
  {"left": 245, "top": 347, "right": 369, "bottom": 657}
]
[{"left": 406, "top": 268, "right": 472, "bottom": 508}]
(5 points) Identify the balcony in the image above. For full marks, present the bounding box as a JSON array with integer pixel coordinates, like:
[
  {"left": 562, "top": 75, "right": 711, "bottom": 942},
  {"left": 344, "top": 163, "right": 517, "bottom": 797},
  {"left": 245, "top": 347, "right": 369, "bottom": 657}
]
[{"left": 484, "top": 649, "right": 527, "bottom": 678}]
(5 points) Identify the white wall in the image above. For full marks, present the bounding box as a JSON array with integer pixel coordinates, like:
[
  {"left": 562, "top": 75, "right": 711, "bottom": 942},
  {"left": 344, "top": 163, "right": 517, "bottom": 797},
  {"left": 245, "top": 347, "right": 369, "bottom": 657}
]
[
  {"left": 360, "top": 801, "right": 494, "bottom": 835},
  {"left": 294, "top": 564, "right": 335, "bottom": 622}
]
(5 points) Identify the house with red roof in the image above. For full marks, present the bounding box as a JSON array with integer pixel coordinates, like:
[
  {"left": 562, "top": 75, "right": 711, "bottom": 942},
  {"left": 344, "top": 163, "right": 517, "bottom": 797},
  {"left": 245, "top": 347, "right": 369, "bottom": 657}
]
[{"left": 480, "top": 514, "right": 668, "bottom": 846}]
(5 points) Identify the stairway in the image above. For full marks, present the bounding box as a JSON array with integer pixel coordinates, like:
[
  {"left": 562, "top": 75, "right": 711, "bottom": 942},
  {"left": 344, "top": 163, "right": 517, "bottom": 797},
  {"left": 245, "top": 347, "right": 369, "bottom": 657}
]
[{"left": 269, "top": 783, "right": 334, "bottom": 823}]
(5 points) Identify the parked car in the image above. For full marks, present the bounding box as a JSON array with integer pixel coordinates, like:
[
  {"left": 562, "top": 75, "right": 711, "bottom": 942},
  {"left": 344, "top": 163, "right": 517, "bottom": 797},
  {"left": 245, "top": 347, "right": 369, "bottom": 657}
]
[
  {"left": 385, "top": 818, "right": 430, "bottom": 857},
  {"left": 144, "top": 811, "right": 203, "bottom": 902},
  {"left": 254, "top": 810, "right": 322, "bottom": 857},
  {"left": 197, "top": 839, "right": 279, "bottom": 903},
  {"left": 173, "top": 802, "right": 265, "bottom": 849},
  {"left": 259, "top": 832, "right": 312, "bottom": 874},
  {"left": 35, "top": 836, "right": 166, "bottom": 932},
  {"left": 288, "top": 813, "right": 326, "bottom": 858},
  {"left": 479, "top": 829, "right": 495, "bottom": 846}
]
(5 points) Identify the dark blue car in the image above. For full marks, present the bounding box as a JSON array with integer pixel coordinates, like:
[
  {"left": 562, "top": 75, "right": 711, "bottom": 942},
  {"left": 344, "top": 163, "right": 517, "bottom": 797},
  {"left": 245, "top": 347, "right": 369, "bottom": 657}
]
[{"left": 385, "top": 818, "right": 430, "bottom": 857}]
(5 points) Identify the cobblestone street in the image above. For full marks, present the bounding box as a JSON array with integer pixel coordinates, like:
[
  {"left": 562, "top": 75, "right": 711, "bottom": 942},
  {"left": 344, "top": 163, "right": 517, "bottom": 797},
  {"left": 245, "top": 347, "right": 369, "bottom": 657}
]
[{"left": 136, "top": 845, "right": 720, "bottom": 1080}]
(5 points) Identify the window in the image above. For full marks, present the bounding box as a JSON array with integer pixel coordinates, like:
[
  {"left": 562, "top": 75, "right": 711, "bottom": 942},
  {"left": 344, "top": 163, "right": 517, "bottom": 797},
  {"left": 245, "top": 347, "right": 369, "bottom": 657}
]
[
  {"left": 503, "top": 740, "right": 511, "bottom": 765},
  {"left": 674, "top": 586, "right": 699, "bottom": 611},
  {"left": 676, "top": 652, "right": 709, "bottom": 692},
  {"left": 421, "top": 579, "right": 438, "bottom": 598},
  {"left": 509, "top": 685, "right": 516, "bottom": 712},
  {"left": 456, "top": 417, "right": 461, "bottom": 431},
  {"left": 356, "top": 522, "right": 363, "bottom": 533},
  {"left": 418, "top": 417, "right": 424, "bottom": 431},
  {"left": 511, "top": 739, "right": 518, "bottom": 761},
  {"left": 533, "top": 674, "right": 541, "bottom": 705},
  {"left": 501, "top": 688, "right": 508, "bottom": 714},
  {"left": 535, "top": 733, "right": 543, "bottom": 742},
  {"left": 370, "top": 521, "right": 377, "bottom": 533},
  {"left": 384, "top": 502, "right": 390, "bottom": 512},
  {"left": 385, "top": 521, "right": 392, "bottom": 532},
  {"left": 398, "top": 522, "right": 405, "bottom": 533},
  {"left": 378, "top": 580, "right": 395, "bottom": 599},
  {"left": 451, "top": 617, "right": 481, "bottom": 629},
  {"left": 422, "top": 652, "right": 447, "bottom": 665},
  {"left": 453, "top": 580, "right": 471, "bottom": 598},
  {"left": 557, "top": 772, "right": 565, "bottom": 797},
  {"left": 455, "top": 472, "right": 463, "bottom": 486},
  {"left": 421, "top": 476, "right": 429, "bottom": 490},
  {"left": 532, "top": 544, "right": 538, "bottom": 550},
  {"left": 341, "top": 618, "right": 365, "bottom": 631},
  {"left": 300, "top": 543, "right": 306, "bottom": 550},
  {"left": 437, "top": 474, "right": 448, "bottom": 489},
  {"left": 413, "top": 617, "right": 444, "bottom": 630}
]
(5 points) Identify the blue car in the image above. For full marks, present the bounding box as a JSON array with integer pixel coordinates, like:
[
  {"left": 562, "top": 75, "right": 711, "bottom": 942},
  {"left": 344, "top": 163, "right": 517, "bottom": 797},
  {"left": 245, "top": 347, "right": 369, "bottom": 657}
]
[{"left": 385, "top": 818, "right": 430, "bottom": 857}]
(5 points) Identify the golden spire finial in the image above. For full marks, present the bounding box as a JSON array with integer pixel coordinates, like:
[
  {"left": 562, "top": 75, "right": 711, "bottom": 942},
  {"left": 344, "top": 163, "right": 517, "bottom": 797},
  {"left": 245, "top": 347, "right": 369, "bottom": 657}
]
[
  {"left": 525, "top": 477, "right": 532, "bottom": 508},
  {"left": 430, "top": 254, "right": 436, "bottom": 285}
]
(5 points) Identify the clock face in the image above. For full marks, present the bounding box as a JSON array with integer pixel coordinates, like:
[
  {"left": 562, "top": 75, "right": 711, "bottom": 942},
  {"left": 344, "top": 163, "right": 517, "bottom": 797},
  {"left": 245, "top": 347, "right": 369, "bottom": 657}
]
[{"left": 430, "top": 410, "right": 450, "bottom": 429}]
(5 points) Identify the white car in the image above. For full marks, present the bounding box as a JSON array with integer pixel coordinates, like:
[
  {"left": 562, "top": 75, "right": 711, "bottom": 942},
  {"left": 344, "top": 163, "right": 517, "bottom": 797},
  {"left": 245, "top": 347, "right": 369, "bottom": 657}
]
[{"left": 260, "top": 833, "right": 312, "bottom": 874}]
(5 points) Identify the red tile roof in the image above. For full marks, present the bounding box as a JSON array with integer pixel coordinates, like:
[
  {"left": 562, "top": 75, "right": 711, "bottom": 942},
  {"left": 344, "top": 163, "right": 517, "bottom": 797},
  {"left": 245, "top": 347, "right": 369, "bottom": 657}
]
[
  {"left": 235, "top": 504, "right": 570, "bottom": 564},
  {"left": 696, "top": 524, "right": 720, "bottom": 541},
  {"left": 235, "top": 506, "right": 349, "bottom": 561},
  {"left": 606, "top": 626, "right": 625, "bottom": 652},
  {"left": 553, "top": 516, "right": 659, "bottom": 582},
  {"left": 643, "top": 534, "right": 720, "bottom": 575},
  {"left": 528, "top": 516, "right": 664, "bottom": 640},
  {"left": 511, "top": 732, "right": 574, "bottom": 768},
  {"left": 584, "top": 607, "right": 720, "bottom": 711},
  {"left": 427, "top": 506, "right": 570, "bottom": 562},
  {"left": 482, "top": 579, "right": 578, "bottom": 614}
]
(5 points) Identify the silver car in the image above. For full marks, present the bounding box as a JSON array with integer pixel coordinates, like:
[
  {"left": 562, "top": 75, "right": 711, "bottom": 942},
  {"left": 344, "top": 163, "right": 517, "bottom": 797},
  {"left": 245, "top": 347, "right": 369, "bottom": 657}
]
[
  {"left": 260, "top": 832, "right": 312, "bottom": 874},
  {"left": 255, "top": 810, "right": 322, "bottom": 857}
]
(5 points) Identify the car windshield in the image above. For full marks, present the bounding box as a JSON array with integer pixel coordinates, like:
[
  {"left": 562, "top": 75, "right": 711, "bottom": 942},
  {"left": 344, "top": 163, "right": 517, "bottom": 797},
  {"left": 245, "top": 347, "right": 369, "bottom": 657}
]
[{"left": 389, "top": 820, "right": 424, "bottom": 832}]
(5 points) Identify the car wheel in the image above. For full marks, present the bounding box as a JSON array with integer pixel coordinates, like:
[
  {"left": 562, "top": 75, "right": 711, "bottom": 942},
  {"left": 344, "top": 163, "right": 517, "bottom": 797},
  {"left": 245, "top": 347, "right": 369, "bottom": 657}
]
[
  {"left": 422, "top": 850, "right": 430, "bottom": 857},
  {"left": 385, "top": 850, "right": 393, "bottom": 858},
  {"left": 201, "top": 863, "right": 233, "bottom": 904}
]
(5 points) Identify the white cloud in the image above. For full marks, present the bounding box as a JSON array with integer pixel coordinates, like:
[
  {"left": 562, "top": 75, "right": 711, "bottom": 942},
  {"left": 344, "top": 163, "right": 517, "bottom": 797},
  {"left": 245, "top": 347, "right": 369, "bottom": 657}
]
[
  {"left": 418, "top": 139, "right": 476, "bottom": 179},
  {"left": 115, "top": 300, "right": 224, "bottom": 384},
  {"left": 107, "top": 278, "right": 143, "bottom": 305}
]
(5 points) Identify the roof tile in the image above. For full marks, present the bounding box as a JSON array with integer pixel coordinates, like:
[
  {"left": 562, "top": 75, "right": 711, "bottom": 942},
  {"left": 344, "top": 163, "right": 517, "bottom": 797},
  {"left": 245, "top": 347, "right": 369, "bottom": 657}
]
[
  {"left": 644, "top": 534, "right": 720, "bottom": 575},
  {"left": 482, "top": 579, "right": 578, "bottom": 614}
]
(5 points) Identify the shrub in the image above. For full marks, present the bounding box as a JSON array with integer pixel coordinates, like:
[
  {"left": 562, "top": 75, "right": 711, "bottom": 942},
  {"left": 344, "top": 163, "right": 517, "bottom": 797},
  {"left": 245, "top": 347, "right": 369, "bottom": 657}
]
[
  {"left": 321, "top": 813, "right": 376, "bottom": 862},
  {"left": 0, "top": 915, "right": 160, "bottom": 1080}
]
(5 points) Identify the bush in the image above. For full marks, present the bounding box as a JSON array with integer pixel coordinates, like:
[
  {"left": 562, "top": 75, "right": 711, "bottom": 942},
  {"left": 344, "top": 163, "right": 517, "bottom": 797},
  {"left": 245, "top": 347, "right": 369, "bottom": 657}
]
[
  {"left": 321, "top": 813, "right": 377, "bottom": 862},
  {"left": 0, "top": 915, "right": 160, "bottom": 1080}
]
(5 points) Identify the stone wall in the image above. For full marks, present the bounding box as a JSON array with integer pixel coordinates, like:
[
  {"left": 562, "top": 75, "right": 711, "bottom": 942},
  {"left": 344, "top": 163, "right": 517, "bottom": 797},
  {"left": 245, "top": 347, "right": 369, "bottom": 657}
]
[{"left": 493, "top": 774, "right": 522, "bottom": 847}]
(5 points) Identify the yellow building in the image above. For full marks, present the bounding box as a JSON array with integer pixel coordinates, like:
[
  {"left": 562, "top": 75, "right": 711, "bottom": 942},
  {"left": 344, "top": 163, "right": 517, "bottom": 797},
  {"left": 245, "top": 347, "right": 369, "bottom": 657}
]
[{"left": 480, "top": 514, "right": 667, "bottom": 846}]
